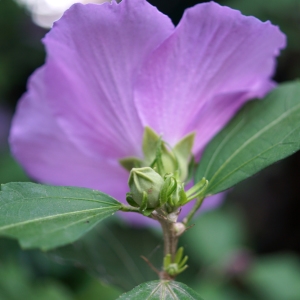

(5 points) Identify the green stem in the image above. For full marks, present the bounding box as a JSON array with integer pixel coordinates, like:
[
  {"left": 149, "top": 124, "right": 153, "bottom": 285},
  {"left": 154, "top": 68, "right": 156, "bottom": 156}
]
[
  {"left": 119, "top": 204, "right": 141, "bottom": 213},
  {"left": 182, "top": 196, "right": 205, "bottom": 225}
]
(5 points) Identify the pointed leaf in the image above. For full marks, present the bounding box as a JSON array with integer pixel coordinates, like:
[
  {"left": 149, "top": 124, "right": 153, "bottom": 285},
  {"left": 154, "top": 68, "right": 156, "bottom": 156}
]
[
  {"left": 196, "top": 81, "right": 300, "bottom": 195},
  {"left": 117, "top": 280, "right": 203, "bottom": 300},
  {"left": 0, "top": 182, "right": 122, "bottom": 250}
]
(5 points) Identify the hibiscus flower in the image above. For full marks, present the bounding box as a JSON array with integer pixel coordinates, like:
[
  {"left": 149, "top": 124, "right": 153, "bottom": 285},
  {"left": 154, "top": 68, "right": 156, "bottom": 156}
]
[{"left": 10, "top": 0, "right": 285, "bottom": 224}]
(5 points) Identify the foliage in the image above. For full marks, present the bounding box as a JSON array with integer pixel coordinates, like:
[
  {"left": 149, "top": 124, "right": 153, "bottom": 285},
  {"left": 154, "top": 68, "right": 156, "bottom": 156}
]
[
  {"left": 196, "top": 81, "right": 300, "bottom": 195},
  {"left": 117, "top": 280, "right": 203, "bottom": 300},
  {"left": 0, "top": 182, "right": 121, "bottom": 250}
]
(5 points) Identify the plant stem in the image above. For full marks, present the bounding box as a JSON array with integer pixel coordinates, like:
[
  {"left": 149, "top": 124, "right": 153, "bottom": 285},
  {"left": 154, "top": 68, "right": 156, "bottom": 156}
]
[
  {"left": 182, "top": 196, "right": 205, "bottom": 225},
  {"left": 151, "top": 211, "right": 180, "bottom": 280},
  {"left": 119, "top": 204, "right": 141, "bottom": 213},
  {"left": 158, "top": 218, "right": 179, "bottom": 259}
]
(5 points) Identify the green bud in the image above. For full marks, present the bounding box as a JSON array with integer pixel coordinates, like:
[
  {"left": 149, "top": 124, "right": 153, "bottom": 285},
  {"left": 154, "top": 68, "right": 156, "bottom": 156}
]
[
  {"left": 159, "top": 175, "right": 177, "bottom": 206},
  {"left": 128, "top": 167, "right": 164, "bottom": 209},
  {"left": 163, "top": 247, "right": 189, "bottom": 277},
  {"left": 166, "top": 263, "right": 179, "bottom": 277},
  {"left": 169, "top": 182, "right": 187, "bottom": 207},
  {"left": 173, "top": 222, "right": 186, "bottom": 236},
  {"left": 143, "top": 127, "right": 177, "bottom": 177}
]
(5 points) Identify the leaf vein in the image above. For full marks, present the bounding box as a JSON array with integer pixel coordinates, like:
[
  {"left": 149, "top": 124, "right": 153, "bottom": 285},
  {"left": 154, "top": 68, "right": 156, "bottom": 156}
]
[
  {"left": 208, "top": 103, "right": 300, "bottom": 186},
  {"left": 208, "top": 121, "right": 300, "bottom": 192},
  {"left": 0, "top": 207, "right": 117, "bottom": 231}
]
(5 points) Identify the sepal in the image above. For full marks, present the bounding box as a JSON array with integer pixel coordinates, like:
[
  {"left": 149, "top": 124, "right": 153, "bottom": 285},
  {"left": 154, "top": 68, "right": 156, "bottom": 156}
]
[
  {"left": 128, "top": 167, "right": 164, "bottom": 209},
  {"left": 173, "top": 133, "right": 195, "bottom": 181},
  {"left": 185, "top": 177, "right": 208, "bottom": 203},
  {"left": 119, "top": 157, "right": 143, "bottom": 171}
]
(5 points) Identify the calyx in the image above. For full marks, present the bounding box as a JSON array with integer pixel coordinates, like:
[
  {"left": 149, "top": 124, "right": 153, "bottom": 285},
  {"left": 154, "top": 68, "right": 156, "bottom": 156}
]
[{"left": 121, "top": 127, "right": 208, "bottom": 213}]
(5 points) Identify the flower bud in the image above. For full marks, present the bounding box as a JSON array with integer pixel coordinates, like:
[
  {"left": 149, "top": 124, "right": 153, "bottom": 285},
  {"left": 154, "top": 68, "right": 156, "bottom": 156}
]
[
  {"left": 173, "top": 222, "right": 186, "bottom": 236},
  {"left": 169, "top": 182, "right": 187, "bottom": 207},
  {"left": 128, "top": 167, "right": 164, "bottom": 208}
]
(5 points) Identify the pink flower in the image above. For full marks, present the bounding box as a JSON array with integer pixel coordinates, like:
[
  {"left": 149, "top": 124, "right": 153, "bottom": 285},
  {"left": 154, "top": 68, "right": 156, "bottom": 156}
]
[{"left": 10, "top": 0, "right": 285, "bottom": 224}]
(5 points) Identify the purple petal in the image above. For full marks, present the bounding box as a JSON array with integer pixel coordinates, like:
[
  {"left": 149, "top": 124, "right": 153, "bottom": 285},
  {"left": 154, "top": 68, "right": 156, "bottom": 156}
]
[
  {"left": 42, "top": 0, "right": 174, "bottom": 160},
  {"left": 134, "top": 1, "right": 286, "bottom": 153},
  {"left": 10, "top": 1, "right": 286, "bottom": 227},
  {"left": 10, "top": 67, "right": 129, "bottom": 202}
]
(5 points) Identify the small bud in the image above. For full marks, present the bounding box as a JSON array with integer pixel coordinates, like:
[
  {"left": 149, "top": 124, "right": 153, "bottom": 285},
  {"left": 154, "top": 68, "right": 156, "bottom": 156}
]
[
  {"left": 173, "top": 222, "right": 186, "bottom": 236},
  {"left": 166, "top": 213, "right": 176, "bottom": 222},
  {"left": 163, "top": 247, "right": 189, "bottom": 277},
  {"left": 128, "top": 167, "right": 164, "bottom": 208},
  {"left": 169, "top": 182, "right": 187, "bottom": 207},
  {"left": 166, "top": 264, "right": 179, "bottom": 277},
  {"left": 159, "top": 175, "right": 177, "bottom": 206}
]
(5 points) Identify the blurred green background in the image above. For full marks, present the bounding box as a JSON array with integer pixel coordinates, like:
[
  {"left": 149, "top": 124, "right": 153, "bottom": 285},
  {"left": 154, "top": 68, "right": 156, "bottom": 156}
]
[{"left": 1, "top": 0, "right": 300, "bottom": 299}]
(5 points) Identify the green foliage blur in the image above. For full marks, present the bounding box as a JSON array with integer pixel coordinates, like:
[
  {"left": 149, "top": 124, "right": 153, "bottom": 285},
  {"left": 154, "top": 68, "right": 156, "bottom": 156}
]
[{"left": 0, "top": 0, "right": 300, "bottom": 299}]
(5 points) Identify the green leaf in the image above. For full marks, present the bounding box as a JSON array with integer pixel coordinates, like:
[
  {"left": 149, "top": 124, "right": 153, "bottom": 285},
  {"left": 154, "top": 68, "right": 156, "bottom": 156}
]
[
  {"left": 52, "top": 218, "right": 164, "bottom": 291},
  {"left": 0, "top": 182, "right": 122, "bottom": 250},
  {"left": 196, "top": 81, "right": 300, "bottom": 195},
  {"left": 117, "top": 280, "right": 203, "bottom": 300}
]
